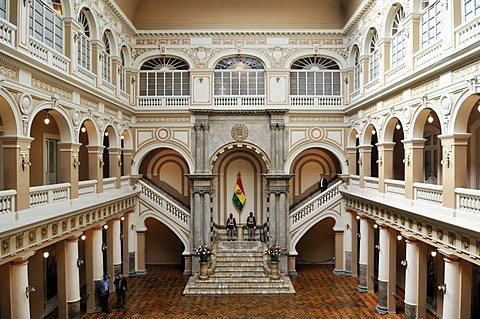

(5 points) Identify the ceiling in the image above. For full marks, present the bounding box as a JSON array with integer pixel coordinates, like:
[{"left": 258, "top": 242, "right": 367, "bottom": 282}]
[{"left": 113, "top": 0, "right": 362, "bottom": 31}]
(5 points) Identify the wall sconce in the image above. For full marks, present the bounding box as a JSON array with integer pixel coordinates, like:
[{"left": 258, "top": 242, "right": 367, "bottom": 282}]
[
  {"left": 44, "top": 110, "right": 50, "bottom": 125},
  {"left": 345, "top": 159, "right": 349, "bottom": 165},
  {"left": 438, "top": 283, "right": 447, "bottom": 294},
  {"left": 131, "top": 224, "right": 136, "bottom": 230},
  {"left": 43, "top": 251, "right": 50, "bottom": 258},
  {"left": 400, "top": 259, "right": 408, "bottom": 267},
  {"left": 21, "top": 152, "right": 31, "bottom": 171},
  {"left": 276, "top": 77, "right": 281, "bottom": 83},
  {"left": 99, "top": 156, "right": 104, "bottom": 167},
  {"left": 131, "top": 159, "right": 135, "bottom": 166},
  {"left": 102, "top": 244, "right": 107, "bottom": 251},
  {"left": 374, "top": 244, "right": 380, "bottom": 250},
  {"left": 131, "top": 77, "right": 136, "bottom": 84},
  {"left": 345, "top": 224, "right": 350, "bottom": 230},
  {"left": 358, "top": 156, "right": 363, "bottom": 166},
  {"left": 403, "top": 153, "right": 410, "bottom": 166},
  {"left": 118, "top": 157, "right": 122, "bottom": 166},
  {"left": 198, "top": 77, "right": 205, "bottom": 83},
  {"left": 73, "top": 155, "right": 80, "bottom": 168},
  {"left": 376, "top": 154, "right": 383, "bottom": 166},
  {"left": 344, "top": 76, "right": 349, "bottom": 85},
  {"left": 77, "top": 258, "right": 84, "bottom": 267},
  {"left": 441, "top": 152, "right": 450, "bottom": 168},
  {"left": 80, "top": 234, "right": 86, "bottom": 241},
  {"left": 25, "top": 286, "right": 35, "bottom": 299},
  {"left": 357, "top": 233, "right": 361, "bottom": 239}
]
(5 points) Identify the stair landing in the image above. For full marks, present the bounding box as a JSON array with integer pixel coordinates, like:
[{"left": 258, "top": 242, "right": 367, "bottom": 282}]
[{"left": 183, "top": 240, "right": 296, "bottom": 295}]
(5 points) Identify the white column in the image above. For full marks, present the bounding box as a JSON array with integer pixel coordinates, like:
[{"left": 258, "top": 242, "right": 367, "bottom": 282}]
[
  {"left": 112, "top": 218, "right": 122, "bottom": 277},
  {"left": 92, "top": 226, "right": 104, "bottom": 280},
  {"left": 66, "top": 237, "right": 81, "bottom": 315},
  {"left": 358, "top": 217, "right": 368, "bottom": 292},
  {"left": 404, "top": 237, "right": 418, "bottom": 319},
  {"left": 11, "top": 256, "right": 33, "bottom": 318},
  {"left": 343, "top": 209, "right": 353, "bottom": 275},
  {"left": 442, "top": 253, "right": 460, "bottom": 319},
  {"left": 375, "top": 224, "right": 389, "bottom": 314},
  {"left": 203, "top": 192, "right": 211, "bottom": 245}
]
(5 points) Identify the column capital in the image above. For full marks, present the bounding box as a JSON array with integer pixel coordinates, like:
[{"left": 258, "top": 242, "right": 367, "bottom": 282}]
[
  {"left": 401, "top": 138, "right": 426, "bottom": 148},
  {"left": 401, "top": 233, "right": 417, "bottom": 242},
  {"left": 375, "top": 142, "right": 396, "bottom": 150},
  {"left": 438, "top": 249, "right": 460, "bottom": 262}
]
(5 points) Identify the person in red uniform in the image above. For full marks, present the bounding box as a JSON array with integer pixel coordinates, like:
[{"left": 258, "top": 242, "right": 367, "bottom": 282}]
[
  {"left": 226, "top": 213, "right": 237, "bottom": 241},
  {"left": 246, "top": 211, "right": 256, "bottom": 241}
]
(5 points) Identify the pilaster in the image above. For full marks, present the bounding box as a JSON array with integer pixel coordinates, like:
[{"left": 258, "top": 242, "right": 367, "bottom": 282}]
[{"left": 402, "top": 138, "right": 426, "bottom": 200}]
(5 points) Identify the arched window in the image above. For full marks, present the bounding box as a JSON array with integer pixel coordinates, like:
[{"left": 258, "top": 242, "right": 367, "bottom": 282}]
[
  {"left": 391, "top": 6, "right": 406, "bottom": 67},
  {"left": 101, "top": 32, "right": 112, "bottom": 83},
  {"left": 0, "top": 0, "right": 7, "bottom": 20},
  {"left": 29, "top": 0, "right": 64, "bottom": 53},
  {"left": 214, "top": 56, "right": 265, "bottom": 96},
  {"left": 421, "top": 0, "right": 442, "bottom": 48},
  {"left": 369, "top": 30, "right": 379, "bottom": 81},
  {"left": 464, "top": 0, "right": 480, "bottom": 22},
  {"left": 290, "top": 57, "right": 340, "bottom": 96},
  {"left": 77, "top": 10, "right": 91, "bottom": 70},
  {"left": 139, "top": 57, "right": 190, "bottom": 96},
  {"left": 119, "top": 49, "right": 126, "bottom": 92},
  {"left": 353, "top": 48, "right": 361, "bottom": 91}
]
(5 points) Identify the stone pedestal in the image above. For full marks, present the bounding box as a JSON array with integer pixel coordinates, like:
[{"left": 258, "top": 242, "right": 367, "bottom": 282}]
[
  {"left": 199, "top": 261, "right": 209, "bottom": 280},
  {"left": 270, "top": 260, "right": 280, "bottom": 280},
  {"left": 237, "top": 224, "right": 244, "bottom": 241}
]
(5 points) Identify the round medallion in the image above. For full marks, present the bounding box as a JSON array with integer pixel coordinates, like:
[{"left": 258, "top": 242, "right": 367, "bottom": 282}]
[
  {"left": 309, "top": 128, "right": 324, "bottom": 140},
  {"left": 17, "top": 93, "right": 33, "bottom": 115},
  {"left": 155, "top": 128, "right": 170, "bottom": 140},
  {"left": 231, "top": 124, "right": 249, "bottom": 141}
]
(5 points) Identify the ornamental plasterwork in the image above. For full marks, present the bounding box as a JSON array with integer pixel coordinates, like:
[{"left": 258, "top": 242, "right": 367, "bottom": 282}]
[
  {"left": 383, "top": 94, "right": 403, "bottom": 108},
  {"left": 136, "top": 116, "right": 190, "bottom": 123},
  {"left": 411, "top": 78, "right": 440, "bottom": 98},
  {"left": 0, "top": 65, "right": 17, "bottom": 80},
  {"left": 135, "top": 38, "right": 191, "bottom": 46},
  {"left": 453, "top": 60, "right": 480, "bottom": 81},
  {"left": 288, "top": 38, "right": 343, "bottom": 45},
  {"left": 212, "top": 38, "right": 267, "bottom": 45},
  {"left": 80, "top": 97, "right": 99, "bottom": 110},
  {"left": 289, "top": 116, "right": 344, "bottom": 122},
  {"left": 32, "top": 78, "right": 72, "bottom": 100},
  {"left": 231, "top": 124, "right": 249, "bottom": 141},
  {"left": 105, "top": 107, "right": 117, "bottom": 116},
  {"left": 329, "top": 48, "right": 349, "bottom": 59}
]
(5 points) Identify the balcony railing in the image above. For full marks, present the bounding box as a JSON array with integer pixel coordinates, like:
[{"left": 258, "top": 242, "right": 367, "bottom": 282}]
[
  {"left": 0, "top": 18, "right": 16, "bottom": 47},
  {"left": 0, "top": 190, "right": 17, "bottom": 214},
  {"left": 213, "top": 96, "right": 266, "bottom": 107},
  {"left": 29, "top": 38, "right": 70, "bottom": 74},
  {"left": 137, "top": 96, "right": 190, "bottom": 107},
  {"left": 103, "top": 177, "right": 117, "bottom": 192},
  {"left": 455, "top": 16, "right": 480, "bottom": 48},
  {"left": 384, "top": 179, "right": 406, "bottom": 197},
  {"left": 78, "top": 180, "right": 97, "bottom": 197},
  {"left": 414, "top": 41, "right": 443, "bottom": 69},
  {"left": 413, "top": 182, "right": 443, "bottom": 206},
  {"left": 30, "top": 183, "right": 71, "bottom": 207},
  {"left": 456, "top": 188, "right": 480, "bottom": 214},
  {"left": 289, "top": 96, "right": 343, "bottom": 107},
  {"left": 364, "top": 176, "right": 379, "bottom": 191}
]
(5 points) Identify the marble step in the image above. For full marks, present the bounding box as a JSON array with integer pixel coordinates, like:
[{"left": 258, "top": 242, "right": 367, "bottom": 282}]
[
  {"left": 212, "top": 271, "right": 266, "bottom": 277},
  {"left": 189, "top": 282, "right": 292, "bottom": 290},
  {"left": 214, "top": 261, "right": 263, "bottom": 267}
]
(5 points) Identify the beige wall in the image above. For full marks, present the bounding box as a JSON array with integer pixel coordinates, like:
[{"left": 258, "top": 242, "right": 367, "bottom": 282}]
[
  {"left": 296, "top": 217, "right": 335, "bottom": 264},
  {"left": 145, "top": 218, "right": 183, "bottom": 265},
  {"left": 117, "top": 0, "right": 347, "bottom": 30}
]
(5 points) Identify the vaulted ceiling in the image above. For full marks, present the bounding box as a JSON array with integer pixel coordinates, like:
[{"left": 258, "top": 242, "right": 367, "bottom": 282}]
[{"left": 113, "top": 0, "right": 362, "bottom": 31}]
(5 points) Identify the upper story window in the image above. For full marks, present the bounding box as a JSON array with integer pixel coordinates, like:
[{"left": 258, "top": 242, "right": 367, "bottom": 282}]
[
  {"left": 369, "top": 30, "right": 379, "bottom": 81},
  {"left": 139, "top": 57, "right": 190, "bottom": 96},
  {"left": 391, "top": 6, "right": 406, "bottom": 67},
  {"left": 119, "top": 49, "right": 126, "bottom": 92},
  {"left": 290, "top": 57, "right": 340, "bottom": 96},
  {"left": 29, "top": 0, "right": 64, "bottom": 53},
  {"left": 77, "top": 10, "right": 91, "bottom": 70},
  {"left": 464, "top": 0, "right": 480, "bottom": 22},
  {"left": 214, "top": 56, "right": 265, "bottom": 96},
  {"left": 353, "top": 48, "right": 361, "bottom": 91},
  {"left": 0, "top": 0, "right": 7, "bottom": 20},
  {"left": 101, "top": 32, "right": 112, "bottom": 83},
  {"left": 421, "top": 0, "right": 442, "bottom": 47}
]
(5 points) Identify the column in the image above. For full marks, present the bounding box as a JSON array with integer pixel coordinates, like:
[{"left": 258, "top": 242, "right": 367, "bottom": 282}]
[
  {"left": 86, "top": 145, "right": 105, "bottom": 193},
  {"left": 358, "top": 217, "right": 374, "bottom": 293},
  {"left": 402, "top": 139, "right": 425, "bottom": 200},
  {"left": 460, "top": 259, "right": 472, "bottom": 319},
  {"left": 66, "top": 237, "right": 81, "bottom": 318},
  {"left": 122, "top": 149, "right": 134, "bottom": 177},
  {"left": 343, "top": 209, "right": 354, "bottom": 275},
  {"left": 136, "top": 228, "right": 147, "bottom": 275},
  {"left": 439, "top": 251, "right": 460, "bottom": 319},
  {"left": 439, "top": 134, "right": 470, "bottom": 208},
  {"left": 11, "top": 256, "right": 33, "bottom": 318},
  {"left": 333, "top": 229, "right": 344, "bottom": 274},
  {"left": 109, "top": 217, "right": 122, "bottom": 279},
  {"left": 122, "top": 210, "right": 134, "bottom": 277},
  {"left": 277, "top": 124, "right": 285, "bottom": 170},
  {"left": 270, "top": 123, "right": 277, "bottom": 171},
  {"left": 193, "top": 190, "right": 203, "bottom": 247},
  {"left": 404, "top": 237, "right": 418, "bottom": 319},
  {"left": 1, "top": 136, "right": 33, "bottom": 211},
  {"left": 59, "top": 142, "right": 81, "bottom": 199},
  {"left": 377, "top": 142, "right": 396, "bottom": 193},
  {"left": 375, "top": 223, "right": 397, "bottom": 314},
  {"left": 194, "top": 123, "right": 204, "bottom": 173},
  {"left": 203, "top": 191, "right": 211, "bottom": 245},
  {"left": 358, "top": 145, "right": 372, "bottom": 188},
  {"left": 346, "top": 146, "right": 357, "bottom": 176},
  {"left": 85, "top": 226, "right": 103, "bottom": 313},
  {"left": 108, "top": 147, "right": 122, "bottom": 189}
]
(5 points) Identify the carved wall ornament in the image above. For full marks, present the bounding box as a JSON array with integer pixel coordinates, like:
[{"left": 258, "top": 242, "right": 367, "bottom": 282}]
[
  {"left": 462, "top": 237, "right": 470, "bottom": 249},
  {"left": 29, "top": 231, "right": 35, "bottom": 242},
  {"left": 41, "top": 227, "right": 47, "bottom": 239},
  {"left": 437, "top": 229, "right": 443, "bottom": 240},
  {"left": 426, "top": 225, "right": 432, "bottom": 236},
  {"left": 52, "top": 224, "right": 58, "bottom": 235},
  {"left": 2, "top": 240, "right": 8, "bottom": 252},
  {"left": 17, "top": 93, "right": 33, "bottom": 115},
  {"left": 231, "top": 124, "right": 249, "bottom": 141},
  {"left": 448, "top": 232, "right": 456, "bottom": 245},
  {"left": 417, "top": 222, "right": 422, "bottom": 232},
  {"left": 16, "top": 234, "right": 23, "bottom": 249}
]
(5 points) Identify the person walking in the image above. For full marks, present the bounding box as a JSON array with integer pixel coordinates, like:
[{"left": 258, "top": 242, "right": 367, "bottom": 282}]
[
  {"left": 226, "top": 213, "right": 237, "bottom": 241},
  {"left": 319, "top": 173, "right": 328, "bottom": 192},
  {"left": 114, "top": 272, "right": 128, "bottom": 309},
  {"left": 246, "top": 211, "right": 256, "bottom": 241},
  {"left": 96, "top": 274, "right": 110, "bottom": 313}
]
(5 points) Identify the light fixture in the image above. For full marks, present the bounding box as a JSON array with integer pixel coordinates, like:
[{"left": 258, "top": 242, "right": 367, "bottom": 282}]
[
  {"left": 121, "top": 216, "right": 125, "bottom": 221},
  {"left": 400, "top": 259, "right": 408, "bottom": 267},
  {"left": 43, "top": 251, "right": 50, "bottom": 259},
  {"left": 345, "top": 224, "right": 350, "bottom": 230},
  {"left": 103, "top": 224, "right": 108, "bottom": 230},
  {"left": 44, "top": 111, "right": 50, "bottom": 125},
  {"left": 77, "top": 259, "right": 84, "bottom": 267},
  {"left": 373, "top": 224, "right": 378, "bottom": 229},
  {"left": 131, "top": 224, "right": 136, "bottom": 230},
  {"left": 357, "top": 233, "right": 361, "bottom": 239},
  {"left": 395, "top": 122, "right": 401, "bottom": 130},
  {"left": 355, "top": 133, "right": 359, "bottom": 139},
  {"left": 356, "top": 216, "right": 360, "bottom": 220},
  {"left": 21, "top": 152, "right": 31, "bottom": 171},
  {"left": 121, "top": 135, "right": 124, "bottom": 140},
  {"left": 427, "top": 113, "right": 434, "bottom": 124},
  {"left": 438, "top": 283, "right": 447, "bottom": 294},
  {"left": 397, "top": 235, "right": 403, "bottom": 241},
  {"left": 372, "top": 129, "right": 376, "bottom": 135},
  {"left": 374, "top": 244, "right": 380, "bottom": 250},
  {"left": 81, "top": 126, "right": 86, "bottom": 133},
  {"left": 80, "top": 234, "right": 86, "bottom": 241},
  {"left": 25, "top": 286, "right": 35, "bottom": 299},
  {"left": 431, "top": 251, "right": 437, "bottom": 257},
  {"left": 102, "top": 244, "right": 107, "bottom": 251},
  {"left": 104, "top": 132, "right": 109, "bottom": 137}
]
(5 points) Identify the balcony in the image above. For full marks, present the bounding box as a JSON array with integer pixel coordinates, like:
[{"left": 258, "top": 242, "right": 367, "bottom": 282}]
[{"left": 0, "top": 18, "right": 16, "bottom": 47}]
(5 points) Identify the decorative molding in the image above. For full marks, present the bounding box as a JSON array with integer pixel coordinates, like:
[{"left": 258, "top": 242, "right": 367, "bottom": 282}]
[
  {"left": 453, "top": 60, "right": 480, "bottom": 81},
  {"left": 289, "top": 116, "right": 344, "bottom": 122},
  {"left": 383, "top": 94, "right": 403, "bottom": 108},
  {"left": 32, "top": 78, "right": 72, "bottom": 100},
  {"left": 80, "top": 97, "right": 99, "bottom": 110},
  {"left": 136, "top": 116, "right": 190, "bottom": 123},
  {"left": 411, "top": 78, "right": 440, "bottom": 98}
]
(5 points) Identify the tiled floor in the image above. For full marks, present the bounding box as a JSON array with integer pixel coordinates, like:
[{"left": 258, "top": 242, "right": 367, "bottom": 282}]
[{"left": 67, "top": 264, "right": 439, "bottom": 319}]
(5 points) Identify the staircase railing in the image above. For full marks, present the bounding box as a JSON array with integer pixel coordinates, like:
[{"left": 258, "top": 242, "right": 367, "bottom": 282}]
[{"left": 289, "top": 180, "right": 343, "bottom": 233}]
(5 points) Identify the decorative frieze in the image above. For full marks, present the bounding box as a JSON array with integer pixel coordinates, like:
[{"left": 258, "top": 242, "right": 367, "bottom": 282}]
[
  {"left": 289, "top": 116, "right": 344, "bottom": 122},
  {"left": 411, "top": 78, "right": 440, "bottom": 98},
  {"left": 32, "top": 77, "right": 72, "bottom": 100},
  {"left": 136, "top": 116, "right": 190, "bottom": 123},
  {"left": 453, "top": 60, "right": 480, "bottom": 81}
]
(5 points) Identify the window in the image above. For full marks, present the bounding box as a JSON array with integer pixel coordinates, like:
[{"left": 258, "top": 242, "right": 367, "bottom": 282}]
[
  {"left": 391, "top": 7, "right": 406, "bottom": 67},
  {"left": 77, "top": 10, "right": 91, "bottom": 70},
  {"left": 214, "top": 57, "right": 265, "bottom": 96},
  {"left": 0, "top": 0, "right": 7, "bottom": 20},
  {"left": 464, "top": 0, "right": 480, "bottom": 21},
  {"left": 29, "top": 0, "right": 64, "bottom": 53},
  {"left": 101, "top": 32, "right": 112, "bottom": 83},
  {"left": 369, "top": 30, "right": 379, "bottom": 81},
  {"left": 139, "top": 57, "right": 190, "bottom": 96},
  {"left": 119, "top": 50, "right": 126, "bottom": 92},
  {"left": 290, "top": 57, "right": 341, "bottom": 96},
  {"left": 421, "top": 0, "right": 442, "bottom": 47},
  {"left": 353, "top": 49, "right": 361, "bottom": 91}
]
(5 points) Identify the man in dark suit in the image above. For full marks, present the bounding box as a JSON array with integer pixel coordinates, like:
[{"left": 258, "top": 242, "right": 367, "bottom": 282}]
[
  {"left": 114, "top": 272, "right": 128, "bottom": 309},
  {"left": 319, "top": 174, "right": 328, "bottom": 192}
]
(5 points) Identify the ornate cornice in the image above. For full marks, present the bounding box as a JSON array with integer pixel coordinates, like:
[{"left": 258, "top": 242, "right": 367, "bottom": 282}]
[
  {"left": 134, "top": 30, "right": 344, "bottom": 39},
  {"left": 342, "top": 0, "right": 377, "bottom": 35}
]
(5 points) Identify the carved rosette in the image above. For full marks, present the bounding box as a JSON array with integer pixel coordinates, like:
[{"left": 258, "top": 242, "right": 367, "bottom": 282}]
[{"left": 231, "top": 124, "right": 249, "bottom": 141}]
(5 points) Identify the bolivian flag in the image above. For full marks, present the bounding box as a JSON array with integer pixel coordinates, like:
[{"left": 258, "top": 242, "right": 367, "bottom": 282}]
[{"left": 232, "top": 172, "right": 246, "bottom": 212}]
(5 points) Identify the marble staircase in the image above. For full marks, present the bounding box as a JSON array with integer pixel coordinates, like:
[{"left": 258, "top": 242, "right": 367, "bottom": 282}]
[{"left": 183, "top": 240, "right": 296, "bottom": 295}]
